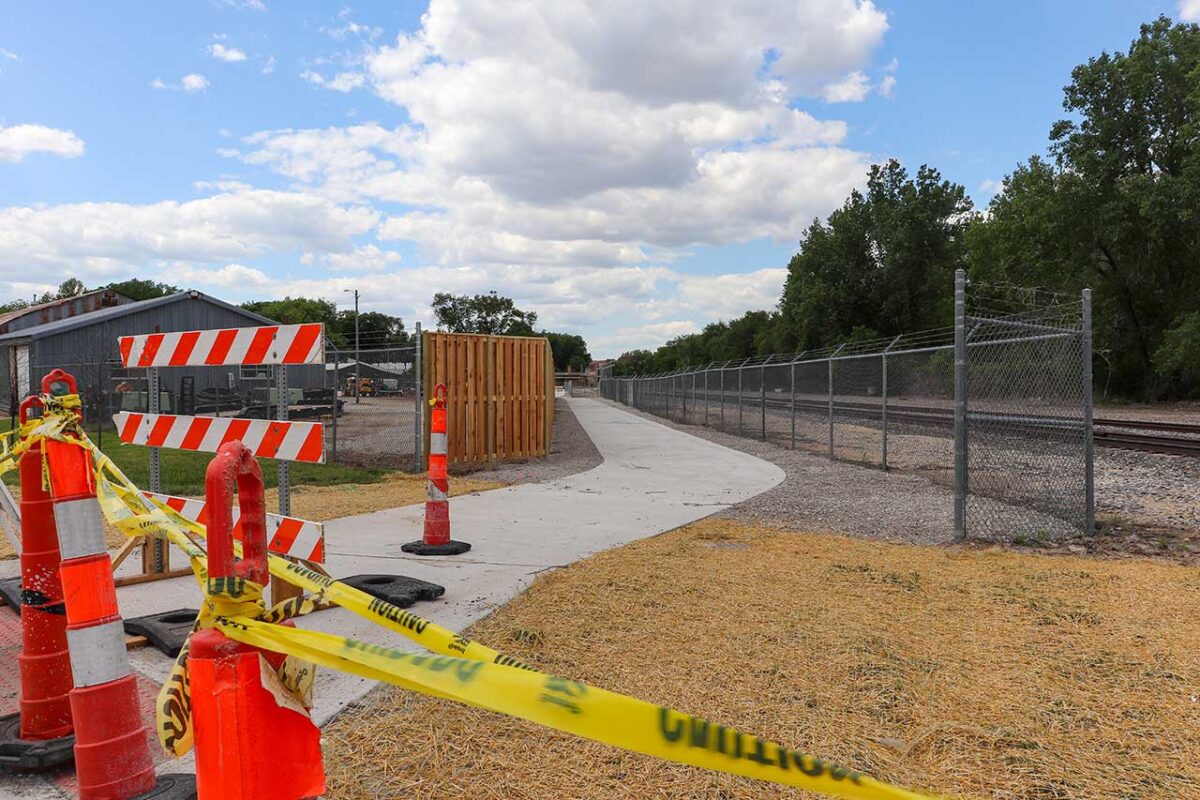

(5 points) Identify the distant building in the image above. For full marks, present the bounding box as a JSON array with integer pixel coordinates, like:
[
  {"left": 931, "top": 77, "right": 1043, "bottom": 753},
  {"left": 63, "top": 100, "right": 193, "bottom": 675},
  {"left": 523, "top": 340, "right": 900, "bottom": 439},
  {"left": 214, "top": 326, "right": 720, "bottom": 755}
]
[
  {"left": 586, "top": 359, "right": 614, "bottom": 385},
  {"left": 0, "top": 288, "right": 131, "bottom": 335},
  {"left": 0, "top": 290, "right": 322, "bottom": 416}
]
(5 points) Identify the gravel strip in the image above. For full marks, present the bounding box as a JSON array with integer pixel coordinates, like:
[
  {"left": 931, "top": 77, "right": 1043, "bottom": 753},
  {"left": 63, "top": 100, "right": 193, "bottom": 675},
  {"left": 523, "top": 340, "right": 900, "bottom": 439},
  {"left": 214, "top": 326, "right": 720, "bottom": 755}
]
[
  {"left": 458, "top": 397, "right": 603, "bottom": 485},
  {"left": 595, "top": 398, "right": 960, "bottom": 545}
]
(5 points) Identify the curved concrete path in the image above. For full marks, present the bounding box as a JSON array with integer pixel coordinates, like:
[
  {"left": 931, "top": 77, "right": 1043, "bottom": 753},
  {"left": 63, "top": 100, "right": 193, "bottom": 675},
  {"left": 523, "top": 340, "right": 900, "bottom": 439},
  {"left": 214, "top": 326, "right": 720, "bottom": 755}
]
[
  {"left": 295, "top": 396, "right": 783, "bottom": 724},
  {"left": 4, "top": 397, "right": 784, "bottom": 794}
]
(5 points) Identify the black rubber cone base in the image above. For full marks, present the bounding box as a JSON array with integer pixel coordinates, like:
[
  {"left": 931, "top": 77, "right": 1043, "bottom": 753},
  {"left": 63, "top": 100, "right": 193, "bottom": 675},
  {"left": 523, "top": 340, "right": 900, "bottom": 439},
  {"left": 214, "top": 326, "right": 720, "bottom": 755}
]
[
  {"left": 0, "top": 576, "right": 20, "bottom": 615},
  {"left": 400, "top": 540, "right": 472, "bottom": 556},
  {"left": 0, "top": 712, "right": 75, "bottom": 772},
  {"left": 123, "top": 609, "right": 199, "bottom": 657},
  {"left": 132, "top": 772, "right": 198, "bottom": 799},
  {"left": 339, "top": 574, "right": 445, "bottom": 607}
]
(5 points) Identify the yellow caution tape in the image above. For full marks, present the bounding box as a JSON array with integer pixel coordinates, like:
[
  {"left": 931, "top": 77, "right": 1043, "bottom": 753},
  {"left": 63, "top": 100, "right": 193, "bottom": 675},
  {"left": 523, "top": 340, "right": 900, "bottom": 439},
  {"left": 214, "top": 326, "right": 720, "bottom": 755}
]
[{"left": 4, "top": 398, "right": 940, "bottom": 800}]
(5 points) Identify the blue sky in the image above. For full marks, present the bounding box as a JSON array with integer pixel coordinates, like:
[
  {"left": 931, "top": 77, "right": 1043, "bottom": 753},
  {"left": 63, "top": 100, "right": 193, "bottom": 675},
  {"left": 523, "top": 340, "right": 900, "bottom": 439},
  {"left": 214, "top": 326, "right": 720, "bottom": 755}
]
[{"left": 0, "top": 1, "right": 1191, "bottom": 356}]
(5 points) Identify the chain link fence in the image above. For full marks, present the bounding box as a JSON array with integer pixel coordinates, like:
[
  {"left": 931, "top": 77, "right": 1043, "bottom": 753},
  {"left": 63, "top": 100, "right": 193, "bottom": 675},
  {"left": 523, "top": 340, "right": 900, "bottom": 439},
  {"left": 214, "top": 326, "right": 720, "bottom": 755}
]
[
  {"left": 600, "top": 271, "right": 1094, "bottom": 542},
  {"left": 324, "top": 343, "right": 421, "bottom": 470}
]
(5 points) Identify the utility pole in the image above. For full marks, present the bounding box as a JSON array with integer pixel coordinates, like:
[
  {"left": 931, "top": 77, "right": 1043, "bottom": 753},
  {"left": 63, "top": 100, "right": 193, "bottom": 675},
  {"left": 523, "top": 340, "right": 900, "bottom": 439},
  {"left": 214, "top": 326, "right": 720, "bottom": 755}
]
[{"left": 344, "top": 288, "right": 361, "bottom": 404}]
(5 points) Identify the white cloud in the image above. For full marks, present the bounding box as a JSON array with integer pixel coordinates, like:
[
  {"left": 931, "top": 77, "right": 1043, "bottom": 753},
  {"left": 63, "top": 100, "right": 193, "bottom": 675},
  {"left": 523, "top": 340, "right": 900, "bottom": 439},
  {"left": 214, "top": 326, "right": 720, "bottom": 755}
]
[
  {"left": 878, "top": 74, "right": 897, "bottom": 98},
  {"left": 1181, "top": 0, "right": 1200, "bottom": 22},
  {"left": 977, "top": 178, "right": 1003, "bottom": 196},
  {"left": 300, "top": 70, "right": 365, "bottom": 92},
  {"left": 0, "top": 49, "right": 18, "bottom": 61},
  {"left": 0, "top": 189, "right": 378, "bottom": 279},
  {"left": 4, "top": 0, "right": 895, "bottom": 356},
  {"left": 822, "top": 70, "right": 871, "bottom": 102},
  {"left": 182, "top": 73, "right": 210, "bottom": 92},
  {"left": 219, "top": 0, "right": 266, "bottom": 10},
  {"left": 209, "top": 42, "right": 247, "bottom": 62},
  {"left": 152, "top": 74, "right": 211, "bottom": 92},
  {"left": 262, "top": 55, "right": 276, "bottom": 75},
  {"left": 323, "top": 244, "right": 403, "bottom": 272},
  {"left": 173, "top": 263, "right": 272, "bottom": 287},
  {"left": 0, "top": 124, "right": 85, "bottom": 163}
]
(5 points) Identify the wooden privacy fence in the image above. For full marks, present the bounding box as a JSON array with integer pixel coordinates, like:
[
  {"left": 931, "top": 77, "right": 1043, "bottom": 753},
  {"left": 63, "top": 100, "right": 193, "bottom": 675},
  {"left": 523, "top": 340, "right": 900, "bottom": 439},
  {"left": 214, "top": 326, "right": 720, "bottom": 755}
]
[{"left": 422, "top": 332, "right": 555, "bottom": 464}]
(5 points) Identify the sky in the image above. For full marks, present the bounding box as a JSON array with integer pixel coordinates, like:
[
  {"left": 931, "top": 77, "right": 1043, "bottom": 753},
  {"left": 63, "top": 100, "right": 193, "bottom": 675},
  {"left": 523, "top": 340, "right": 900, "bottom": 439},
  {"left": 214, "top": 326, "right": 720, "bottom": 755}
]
[{"left": 0, "top": 0, "right": 1194, "bottom": 357}]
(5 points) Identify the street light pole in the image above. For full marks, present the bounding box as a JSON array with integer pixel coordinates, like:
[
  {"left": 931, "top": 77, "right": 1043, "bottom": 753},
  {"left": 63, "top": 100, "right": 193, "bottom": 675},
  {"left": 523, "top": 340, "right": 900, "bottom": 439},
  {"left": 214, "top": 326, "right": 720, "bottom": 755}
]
[{"left": 344, "top": 288, "right": 361, "bottom": 404}]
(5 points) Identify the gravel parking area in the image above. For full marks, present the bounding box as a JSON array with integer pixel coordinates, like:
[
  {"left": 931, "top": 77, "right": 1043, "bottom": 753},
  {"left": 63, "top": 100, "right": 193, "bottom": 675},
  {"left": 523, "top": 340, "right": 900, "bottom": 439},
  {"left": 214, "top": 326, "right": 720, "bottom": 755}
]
[{"left": 461, "top": 397, "right": 603, "bottom": 484}]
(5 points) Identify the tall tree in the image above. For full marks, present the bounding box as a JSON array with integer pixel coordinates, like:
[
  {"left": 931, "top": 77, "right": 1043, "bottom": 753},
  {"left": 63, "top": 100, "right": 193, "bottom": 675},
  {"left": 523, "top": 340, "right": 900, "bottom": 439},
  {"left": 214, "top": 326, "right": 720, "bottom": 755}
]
[
  {"left": 431, "top": 291, "right": 538, "bottom": 335},
  {"left": 105, "top": 279, "right": 180, "bottom": 301},
  {"left": 544, "top": 332, "right": 591, "bottom": 372},
  {"left": 781, "top": 160, "right": 973, "bottom": 351},
  {"left": 969, "top": 16, "right": 1200, "bottom": 396}
]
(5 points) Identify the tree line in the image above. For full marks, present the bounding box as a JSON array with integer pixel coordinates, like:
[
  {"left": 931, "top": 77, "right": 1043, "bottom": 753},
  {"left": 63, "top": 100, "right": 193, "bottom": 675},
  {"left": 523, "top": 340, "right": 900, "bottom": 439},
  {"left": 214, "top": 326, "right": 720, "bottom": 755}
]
[{"left": 613, "top": 17, "right": 1200, "bottom": 400}]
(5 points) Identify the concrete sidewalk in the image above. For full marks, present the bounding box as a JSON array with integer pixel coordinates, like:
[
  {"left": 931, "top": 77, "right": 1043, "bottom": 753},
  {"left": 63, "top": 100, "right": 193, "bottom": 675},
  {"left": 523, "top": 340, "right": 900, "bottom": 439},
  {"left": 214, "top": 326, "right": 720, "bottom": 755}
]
[{"left": 5, "top": 396, "right": 784, "bottom": 790}]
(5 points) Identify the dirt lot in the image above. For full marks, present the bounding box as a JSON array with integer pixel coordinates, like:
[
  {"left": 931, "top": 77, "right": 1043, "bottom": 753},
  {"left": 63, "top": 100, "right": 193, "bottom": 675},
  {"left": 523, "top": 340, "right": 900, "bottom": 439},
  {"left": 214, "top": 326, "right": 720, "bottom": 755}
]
[{"left": 322, "top": 518, "right": 1200, "bottom": 800}]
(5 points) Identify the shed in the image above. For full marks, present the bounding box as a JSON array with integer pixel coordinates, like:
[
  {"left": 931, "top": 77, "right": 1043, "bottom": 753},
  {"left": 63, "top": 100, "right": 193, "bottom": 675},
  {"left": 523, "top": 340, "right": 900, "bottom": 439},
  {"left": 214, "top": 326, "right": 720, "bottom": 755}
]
[{"left": 0, "top": 290, "right": 324, "bottom": 416}]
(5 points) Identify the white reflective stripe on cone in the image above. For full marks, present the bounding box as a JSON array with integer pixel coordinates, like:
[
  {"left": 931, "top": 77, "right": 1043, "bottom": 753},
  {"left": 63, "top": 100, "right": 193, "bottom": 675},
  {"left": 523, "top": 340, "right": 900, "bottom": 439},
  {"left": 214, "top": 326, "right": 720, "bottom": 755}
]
[
  {"left": 427, "top": 483, "right": 448, "bottom": 502},
  {"left": 66, "top": 620, "right": 132, "bottom": 687},
  {"left": 430, "top": 432, "right": 448, "bottom": 454},
  {"left": 53, "top": 497, "right": 108, "bottom": 560}
]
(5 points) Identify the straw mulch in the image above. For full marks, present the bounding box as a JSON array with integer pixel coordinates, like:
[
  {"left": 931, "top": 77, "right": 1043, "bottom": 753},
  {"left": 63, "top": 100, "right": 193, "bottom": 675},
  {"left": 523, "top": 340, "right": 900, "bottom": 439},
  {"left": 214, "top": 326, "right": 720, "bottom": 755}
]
[
  {"left": 0, "top": 474, "right": 505, "bottom": 560},
  {"left": 264, "top": 473, "right": 504, "bottom": 522},
  {"left": 322, "top": 518, "right": 1200, "bottom": 800}
]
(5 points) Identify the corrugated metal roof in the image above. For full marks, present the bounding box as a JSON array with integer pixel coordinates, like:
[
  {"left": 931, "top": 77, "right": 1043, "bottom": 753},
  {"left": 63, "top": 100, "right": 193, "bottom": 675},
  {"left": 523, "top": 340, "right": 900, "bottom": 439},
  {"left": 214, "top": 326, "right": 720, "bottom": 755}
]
[
  {"left": 0, "top": 288, "right": 130, "bottom": 329},
  {"left": 0, "top": 291, "right": 276, "bottom": 343}
]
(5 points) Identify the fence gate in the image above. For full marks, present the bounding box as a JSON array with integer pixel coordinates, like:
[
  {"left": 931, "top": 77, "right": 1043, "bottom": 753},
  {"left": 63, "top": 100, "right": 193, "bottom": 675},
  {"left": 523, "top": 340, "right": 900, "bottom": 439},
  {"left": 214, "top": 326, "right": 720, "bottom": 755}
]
[{"left": 422, "top": 332, "right": 555, "bottom": 465}]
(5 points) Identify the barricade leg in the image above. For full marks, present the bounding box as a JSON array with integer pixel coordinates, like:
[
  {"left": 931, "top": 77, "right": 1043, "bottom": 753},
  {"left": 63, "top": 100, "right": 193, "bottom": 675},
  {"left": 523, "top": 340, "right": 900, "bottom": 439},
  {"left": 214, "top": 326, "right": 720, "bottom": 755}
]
[
  {"left": 403, "top": 383, "right": 471, "bottom": 556},
  {"left": 0, "top": 406, "right": 76, "bottom": 772}
]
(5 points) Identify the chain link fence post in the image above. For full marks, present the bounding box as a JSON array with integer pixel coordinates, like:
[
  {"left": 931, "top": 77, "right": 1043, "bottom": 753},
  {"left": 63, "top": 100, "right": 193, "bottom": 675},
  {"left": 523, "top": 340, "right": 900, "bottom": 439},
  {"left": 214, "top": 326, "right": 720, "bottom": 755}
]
[
  {"left": 146, "top": 365, "right": 166, "bottom": 574},
  {"left": 414, "top": 322, "right": 423, "bottom": 472},
  {"left": 759, "top": 359, "right": 767, "bottom": 441},
  {"left": 827, "top": 345, "right": 843, "bottom": 461},
  {"left": 737, "top": 363, "right": 743, "bottom": 436},
  {"left": 881, "top": 335, "right": 901, "bottom": 472},
  {"left": 789, "top": 356, "right": 797, "bottom": 449},
  {"left": 276, "top": 363, "right": 291, "bottom": 516},
  {"left": 953, "top": 268, "right": 968, "bottom": 540},
  {"left": 1082, "top": 289, "right": 1095, "bottom": 537}
]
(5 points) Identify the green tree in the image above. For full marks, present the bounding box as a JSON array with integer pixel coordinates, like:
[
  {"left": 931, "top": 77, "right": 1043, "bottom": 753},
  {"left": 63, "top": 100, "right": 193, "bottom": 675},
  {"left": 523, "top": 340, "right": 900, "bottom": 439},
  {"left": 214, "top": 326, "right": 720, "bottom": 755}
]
[
  {"left": 242, "top": 297, "right": 339, "bottom": 327},
  {"left": 543, "top": 332, "right": 591, "bottom": 372},
  {"left": 781, "top": 160, "right": 973, "bottom": 351},
  {"left": 105, "top": 279, "right": 181, "bottom": 301},
  {"left": 332, "top": 310, "right": 410, "bottom": 349},
  {"left": 969, "top": 16, "right": 1200, "bottom": 397},
  {"left": 431, "top": 291, "right": 538, "bottom": 335}
]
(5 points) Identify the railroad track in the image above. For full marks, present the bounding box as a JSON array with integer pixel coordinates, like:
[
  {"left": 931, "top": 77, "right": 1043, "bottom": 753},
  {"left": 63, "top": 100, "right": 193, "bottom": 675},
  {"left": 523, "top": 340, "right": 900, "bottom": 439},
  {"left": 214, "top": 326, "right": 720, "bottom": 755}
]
[{"left": 659, "top": 391, "right": 1200, "bottom": 457}]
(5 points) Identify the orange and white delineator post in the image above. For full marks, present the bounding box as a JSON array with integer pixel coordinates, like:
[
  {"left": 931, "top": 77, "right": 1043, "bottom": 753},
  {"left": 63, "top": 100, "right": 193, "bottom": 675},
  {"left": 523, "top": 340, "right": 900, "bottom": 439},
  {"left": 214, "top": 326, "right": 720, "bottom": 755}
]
[
  {"left": 41, "top": 369, "right": 157, "bottom": 799},
  {"left": 402, "top": 383, "right": 471, "bottom": 556},
  {"left": 0, "top": 395, "right": 75, "bottom": 772},
  {"left": 188, "top": 440, "right": 325, "bottom": 800}
]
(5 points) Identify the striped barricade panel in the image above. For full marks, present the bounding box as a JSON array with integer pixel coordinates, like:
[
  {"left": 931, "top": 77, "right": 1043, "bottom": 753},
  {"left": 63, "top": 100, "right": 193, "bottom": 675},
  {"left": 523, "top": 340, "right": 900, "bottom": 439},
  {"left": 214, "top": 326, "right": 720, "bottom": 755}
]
[
  {"left": 143, "top": 491, "right": 325, "bottom": 563},
  {"left": 118, "top": 323, "right": 324, "bottom": 368},
  {"left": 113, "top": 412, "right": 326, "bottom": 464}
]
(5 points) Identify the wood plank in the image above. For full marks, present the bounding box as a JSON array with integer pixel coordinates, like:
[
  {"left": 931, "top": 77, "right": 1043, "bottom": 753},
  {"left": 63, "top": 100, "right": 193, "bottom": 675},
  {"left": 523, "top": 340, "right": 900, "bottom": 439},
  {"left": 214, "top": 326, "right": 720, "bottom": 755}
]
[{"left": 486, "top": 336, "right": 496, "bottom": 463}]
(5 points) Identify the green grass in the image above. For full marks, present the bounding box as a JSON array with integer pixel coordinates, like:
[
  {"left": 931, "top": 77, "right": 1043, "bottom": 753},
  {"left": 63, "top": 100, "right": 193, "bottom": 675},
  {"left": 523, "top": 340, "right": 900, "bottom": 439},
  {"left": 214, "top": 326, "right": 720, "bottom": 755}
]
[{"left": 0, "top": 417, "right": 388, "bottom": 495}]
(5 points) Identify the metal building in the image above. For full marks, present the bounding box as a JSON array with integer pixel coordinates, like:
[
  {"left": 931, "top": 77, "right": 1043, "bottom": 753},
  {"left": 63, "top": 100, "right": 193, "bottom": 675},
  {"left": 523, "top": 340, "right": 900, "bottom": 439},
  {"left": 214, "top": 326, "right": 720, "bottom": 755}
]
[{"left": 0, "top": 290, "right": 322, "bottom": 418}]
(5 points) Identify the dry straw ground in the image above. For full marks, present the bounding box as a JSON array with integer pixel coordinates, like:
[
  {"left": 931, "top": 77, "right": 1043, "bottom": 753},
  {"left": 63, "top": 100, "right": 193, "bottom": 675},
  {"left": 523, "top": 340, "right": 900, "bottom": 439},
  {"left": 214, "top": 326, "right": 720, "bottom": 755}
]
[
  {"left": 323, "top": 519, "right": 1200, "bottom": 800},
  {"left": 0, "top": 473, "right": 505, "bottom": 560}
]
